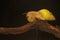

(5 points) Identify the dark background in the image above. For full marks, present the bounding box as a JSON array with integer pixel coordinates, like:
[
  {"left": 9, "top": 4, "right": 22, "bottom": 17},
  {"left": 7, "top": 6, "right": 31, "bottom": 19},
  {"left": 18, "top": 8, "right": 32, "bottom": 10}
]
[{"left": 0, "top": 0, "right": 60, "bottom": 40}]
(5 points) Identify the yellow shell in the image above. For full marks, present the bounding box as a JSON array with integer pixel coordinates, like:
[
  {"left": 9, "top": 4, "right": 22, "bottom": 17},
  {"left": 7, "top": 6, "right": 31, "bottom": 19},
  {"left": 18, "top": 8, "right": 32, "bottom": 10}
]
[
  {"left": 38, "top": 9, "right": 56, "bottom": 21},
  {"left": 35, "top": 12, "right": 45, "bottom": 20}
]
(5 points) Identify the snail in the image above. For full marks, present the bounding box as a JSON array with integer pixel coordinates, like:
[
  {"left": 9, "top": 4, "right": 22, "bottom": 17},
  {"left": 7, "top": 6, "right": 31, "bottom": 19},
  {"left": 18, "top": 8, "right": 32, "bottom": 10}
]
[{"left": 26, "top": 9, "right": 56, "bottom": 22}]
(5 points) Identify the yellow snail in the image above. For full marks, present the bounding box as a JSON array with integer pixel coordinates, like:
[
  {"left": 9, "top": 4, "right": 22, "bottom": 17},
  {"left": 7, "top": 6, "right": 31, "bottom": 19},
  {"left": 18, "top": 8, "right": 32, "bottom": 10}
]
[{"left": 26, "top": 9, "right": 56, "bottom": 22}]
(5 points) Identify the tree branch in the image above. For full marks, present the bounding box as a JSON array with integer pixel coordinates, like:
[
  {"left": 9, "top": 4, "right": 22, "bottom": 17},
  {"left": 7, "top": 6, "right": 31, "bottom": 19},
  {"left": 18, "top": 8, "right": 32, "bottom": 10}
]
[
  {"left": 35, "top": 20, "right": 60, "bottom": 39},
  {"left": 0, "top": 20, "right": 60, "bottom": 39},
  {"left": 0, "top": 23, "right": 35, "bottom": 34}
]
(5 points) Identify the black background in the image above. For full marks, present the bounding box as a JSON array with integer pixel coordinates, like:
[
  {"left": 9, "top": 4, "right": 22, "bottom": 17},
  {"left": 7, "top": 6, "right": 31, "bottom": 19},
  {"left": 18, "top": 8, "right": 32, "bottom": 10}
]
[{"left": 0, "top": 0, "right": 60, "bottom": 40}]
